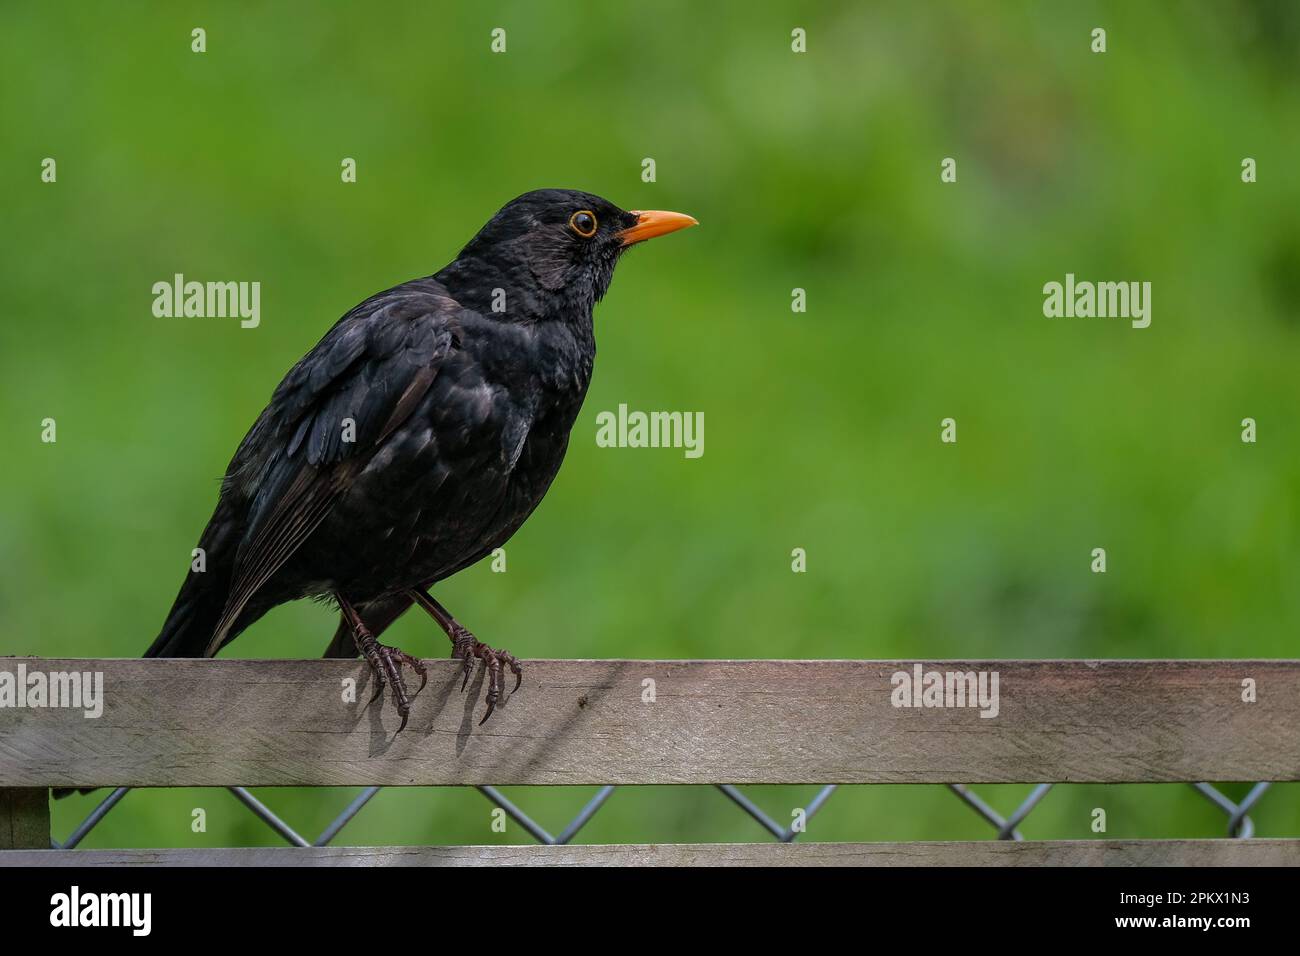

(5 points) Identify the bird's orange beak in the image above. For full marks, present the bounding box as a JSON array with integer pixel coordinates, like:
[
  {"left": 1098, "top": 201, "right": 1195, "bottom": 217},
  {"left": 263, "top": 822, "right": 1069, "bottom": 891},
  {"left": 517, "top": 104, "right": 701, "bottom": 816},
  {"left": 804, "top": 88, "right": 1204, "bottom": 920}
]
[{"left": 618, "top": 210, "right": 699, "bottom": 246}]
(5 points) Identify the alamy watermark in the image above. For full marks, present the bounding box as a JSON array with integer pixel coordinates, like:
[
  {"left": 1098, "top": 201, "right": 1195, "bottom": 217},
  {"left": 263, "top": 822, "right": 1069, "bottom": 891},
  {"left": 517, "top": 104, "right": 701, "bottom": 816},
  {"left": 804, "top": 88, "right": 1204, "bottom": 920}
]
[
  {"left": 152, "top": 273, "right": 261, "bottom": 328},
  {"left": 0, "top": 664, "right": 103, "bottom": 718},
  {"left": 595, "top": 403, "right": 704, "bottom": 459},
  {"left": 890, "top": 664, "right": 999, "bottom": 718},
  {"left": 50, "top": 886, "right": 151, "bottom": 936},
  {"left": 1043, "top": 273, "right": 1151, "bottom": 329}
]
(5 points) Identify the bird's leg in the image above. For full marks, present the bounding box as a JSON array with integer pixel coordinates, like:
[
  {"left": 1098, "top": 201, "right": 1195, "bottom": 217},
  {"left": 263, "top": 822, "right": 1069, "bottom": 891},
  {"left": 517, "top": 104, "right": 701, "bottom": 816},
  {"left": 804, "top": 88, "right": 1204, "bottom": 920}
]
[
  {"left": 407, "top": 589, "right": 521, "bottom": 724},
  {"left": 337, "top": 594, "right": 427, "bottom": 733}
]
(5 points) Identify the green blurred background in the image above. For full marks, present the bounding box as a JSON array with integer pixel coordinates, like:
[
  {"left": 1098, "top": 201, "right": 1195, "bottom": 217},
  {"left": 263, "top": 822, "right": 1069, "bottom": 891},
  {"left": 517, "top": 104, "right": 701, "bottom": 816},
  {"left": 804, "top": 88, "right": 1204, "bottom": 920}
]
[{"left": 3, "top": 1, "right": 1299, "bottom": 848}]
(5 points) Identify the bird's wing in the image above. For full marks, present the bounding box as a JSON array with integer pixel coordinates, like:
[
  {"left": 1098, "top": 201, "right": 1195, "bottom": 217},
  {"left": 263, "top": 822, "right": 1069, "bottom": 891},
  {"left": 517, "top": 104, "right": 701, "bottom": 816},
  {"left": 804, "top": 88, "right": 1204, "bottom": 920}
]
[{"left": 205, "top": 284, "right": 462, "bottom": 655}]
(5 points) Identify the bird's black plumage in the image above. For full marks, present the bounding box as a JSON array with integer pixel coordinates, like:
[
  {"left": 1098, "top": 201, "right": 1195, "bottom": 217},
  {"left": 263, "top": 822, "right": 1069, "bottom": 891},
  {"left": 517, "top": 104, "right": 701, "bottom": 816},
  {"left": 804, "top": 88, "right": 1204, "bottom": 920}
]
[{"left": 143, "top": 188, "right": 696, "bottom": 726}]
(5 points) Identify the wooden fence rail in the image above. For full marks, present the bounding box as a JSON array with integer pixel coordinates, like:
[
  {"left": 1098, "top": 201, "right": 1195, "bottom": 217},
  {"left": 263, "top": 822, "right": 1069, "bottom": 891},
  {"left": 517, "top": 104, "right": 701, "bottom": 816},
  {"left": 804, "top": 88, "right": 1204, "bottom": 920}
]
[
  {"left": 4, "top": 840, "right": 1300, "bottom": 867},
  {"left": 1, "top": 658, "right": 1298, "bottom": 865}
]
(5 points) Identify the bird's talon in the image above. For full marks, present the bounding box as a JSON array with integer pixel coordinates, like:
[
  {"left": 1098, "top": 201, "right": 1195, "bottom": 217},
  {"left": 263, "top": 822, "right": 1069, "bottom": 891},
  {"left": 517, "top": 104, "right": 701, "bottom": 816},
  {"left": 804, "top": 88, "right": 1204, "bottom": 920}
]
[
  {"left": 501, "top": 652, "right": 523, "bottom": 693},
  {"left": 449, "top": 632, "right": 519, "bottom": 724},
  {"left": 358, "top": 638, "right": 423, "bottom": 733},
  {"left": 394, "top": 651, "right": 428, "bottom": 697},
  {"left": 479, "top": 680, "right": 499, "bottom": 725}
]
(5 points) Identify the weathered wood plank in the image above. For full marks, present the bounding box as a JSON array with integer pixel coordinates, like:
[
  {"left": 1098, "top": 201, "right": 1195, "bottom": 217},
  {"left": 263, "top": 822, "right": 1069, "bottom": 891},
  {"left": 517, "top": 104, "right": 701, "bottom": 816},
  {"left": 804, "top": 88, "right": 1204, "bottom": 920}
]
[
  {"left": 1, "top": 659, "right": 1296, "bottom": 786},
  {"left": 3, "top": 840, "right": 1298, "bottom": 867},
  {"left": 0, "top": 789, "right": 49, "bottom": 849}
]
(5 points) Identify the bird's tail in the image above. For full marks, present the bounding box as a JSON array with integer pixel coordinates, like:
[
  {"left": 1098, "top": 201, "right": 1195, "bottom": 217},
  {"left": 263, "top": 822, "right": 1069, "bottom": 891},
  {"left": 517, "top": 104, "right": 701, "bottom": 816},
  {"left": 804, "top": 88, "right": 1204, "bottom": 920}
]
[
  {"left": 142, "top": 565, "right": 231, "bottom": 659},
  {"left": 144, "top": 500, "right": 244, "bottom": 659}
]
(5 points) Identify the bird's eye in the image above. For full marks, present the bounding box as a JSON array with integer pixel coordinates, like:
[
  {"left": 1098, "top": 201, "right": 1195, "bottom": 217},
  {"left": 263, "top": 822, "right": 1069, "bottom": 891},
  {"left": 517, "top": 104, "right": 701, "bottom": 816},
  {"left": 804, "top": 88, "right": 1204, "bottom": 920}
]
[{"left": 569, "top": 210, "right": 598, "bottom": 238}]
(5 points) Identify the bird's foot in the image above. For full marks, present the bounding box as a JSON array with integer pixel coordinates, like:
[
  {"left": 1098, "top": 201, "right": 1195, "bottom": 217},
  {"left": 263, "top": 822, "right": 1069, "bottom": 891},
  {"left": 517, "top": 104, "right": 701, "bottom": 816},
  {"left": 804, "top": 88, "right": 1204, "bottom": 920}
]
[
  {"left": 450, "top": 626, "right": 522, "bottom": 724},
  {"left": 360, "top": 638, "right": 428, "bottom": 733}
]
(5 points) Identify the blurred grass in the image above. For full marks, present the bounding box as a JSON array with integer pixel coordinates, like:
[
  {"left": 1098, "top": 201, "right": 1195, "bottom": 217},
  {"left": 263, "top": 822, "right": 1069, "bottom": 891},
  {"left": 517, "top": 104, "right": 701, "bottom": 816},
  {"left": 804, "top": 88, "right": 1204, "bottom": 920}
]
[{"left": 1, "top": 0, "right": 1298, "bottom": 847}]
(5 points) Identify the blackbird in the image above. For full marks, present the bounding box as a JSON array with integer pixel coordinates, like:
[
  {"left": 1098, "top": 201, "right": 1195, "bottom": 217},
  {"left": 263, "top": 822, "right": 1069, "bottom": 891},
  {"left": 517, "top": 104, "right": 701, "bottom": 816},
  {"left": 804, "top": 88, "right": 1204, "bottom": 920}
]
[{"left": 147, "top": 189, "right": 696, "bottom": 729}]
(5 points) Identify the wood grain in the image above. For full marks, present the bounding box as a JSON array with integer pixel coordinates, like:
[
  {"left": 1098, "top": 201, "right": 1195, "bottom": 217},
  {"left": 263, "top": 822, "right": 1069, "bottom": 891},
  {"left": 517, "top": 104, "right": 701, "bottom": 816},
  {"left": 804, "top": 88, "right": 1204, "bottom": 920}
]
[
  {"left": 2, "top": 839, "right": 1297, "bottom": 867},
  {"left": 0, "top": 789, "right": 49, "bottom": 849},
  {"left": 0, "top": 658, "right": 1296, "bottom": 787}
]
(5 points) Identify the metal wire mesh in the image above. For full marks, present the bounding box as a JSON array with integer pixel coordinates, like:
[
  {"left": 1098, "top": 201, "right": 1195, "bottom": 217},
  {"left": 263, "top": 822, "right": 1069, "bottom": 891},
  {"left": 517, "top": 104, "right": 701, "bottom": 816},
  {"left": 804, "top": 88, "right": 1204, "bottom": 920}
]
[{"left": 50, "top": 780, "right": 1273, "bottom": 850}]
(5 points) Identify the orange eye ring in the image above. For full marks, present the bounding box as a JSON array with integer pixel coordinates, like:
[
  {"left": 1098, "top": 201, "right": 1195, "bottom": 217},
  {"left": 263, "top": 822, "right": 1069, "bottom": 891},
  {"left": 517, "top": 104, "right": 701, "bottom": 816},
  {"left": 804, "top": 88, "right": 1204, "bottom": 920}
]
[{"left": 569, "top": 210, "right": 598, "bottom": 238}]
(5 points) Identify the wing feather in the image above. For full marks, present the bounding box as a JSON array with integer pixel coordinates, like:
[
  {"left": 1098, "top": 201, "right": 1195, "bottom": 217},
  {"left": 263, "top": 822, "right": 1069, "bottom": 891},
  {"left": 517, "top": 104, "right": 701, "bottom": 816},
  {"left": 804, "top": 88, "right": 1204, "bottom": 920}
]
[{"left": 203, "top": 283, "right": 461, "bottom": 655}]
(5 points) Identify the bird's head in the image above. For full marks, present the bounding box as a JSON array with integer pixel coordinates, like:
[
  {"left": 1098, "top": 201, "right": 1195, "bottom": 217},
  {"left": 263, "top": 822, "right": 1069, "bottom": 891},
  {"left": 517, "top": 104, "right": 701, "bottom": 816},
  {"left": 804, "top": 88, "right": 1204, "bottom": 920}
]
[{"left": 446, "top": 188, "right": 698, "bottom": 320}]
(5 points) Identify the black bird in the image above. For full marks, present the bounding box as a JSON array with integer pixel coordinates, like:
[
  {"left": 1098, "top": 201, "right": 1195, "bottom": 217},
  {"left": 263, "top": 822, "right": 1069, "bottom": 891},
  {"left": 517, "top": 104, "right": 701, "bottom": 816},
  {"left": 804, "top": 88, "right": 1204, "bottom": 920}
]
[{"left": 148, "top": 189, "right": 696, "bottom": 728}]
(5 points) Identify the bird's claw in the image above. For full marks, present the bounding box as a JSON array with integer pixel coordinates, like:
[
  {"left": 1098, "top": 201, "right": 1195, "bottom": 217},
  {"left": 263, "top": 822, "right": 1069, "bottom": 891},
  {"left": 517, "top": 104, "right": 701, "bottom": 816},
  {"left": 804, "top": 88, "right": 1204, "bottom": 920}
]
[
  {"left": 450, "top": 628, "right": 522, "bottom": 724},
  {"left": 362, "top": 642, "right": 427, "bottom": 733}
]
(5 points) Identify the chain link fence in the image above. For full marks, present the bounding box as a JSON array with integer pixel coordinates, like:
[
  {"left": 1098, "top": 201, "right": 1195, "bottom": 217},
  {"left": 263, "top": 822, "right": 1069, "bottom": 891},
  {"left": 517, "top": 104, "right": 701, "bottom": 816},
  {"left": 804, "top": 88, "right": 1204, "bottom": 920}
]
[{"left": 50, "top": 780, "right": 1273, "bottom": 850}]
